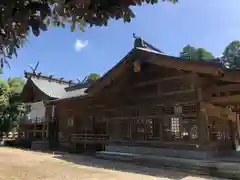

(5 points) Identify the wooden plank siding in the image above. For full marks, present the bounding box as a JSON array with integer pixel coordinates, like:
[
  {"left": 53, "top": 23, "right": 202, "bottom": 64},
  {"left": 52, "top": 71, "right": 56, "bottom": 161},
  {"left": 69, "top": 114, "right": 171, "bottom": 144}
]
[
  {"left": 50, "top": 60, "right": 238, "bottom": 152},
  {"left": 53, "top": 64, "right": 200, "bottom": 150}
]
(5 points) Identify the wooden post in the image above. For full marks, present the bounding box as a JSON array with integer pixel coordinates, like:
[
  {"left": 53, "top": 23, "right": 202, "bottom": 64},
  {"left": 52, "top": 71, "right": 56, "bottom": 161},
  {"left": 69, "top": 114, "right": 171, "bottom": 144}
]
[
  {"left": 46, "top": 123, "right": 48, "bottom": 139},
  {"left": 235, "top": 113, "right": 240, "bottom": 151},
  {"left": 198, "top": 106, "right": 209, "bottom": 150},
  {"left": 195, "top": 74, "right": 209, "bottom": 150},
  {"left": 228, "top": 120, "right": 236, "bottom": 150},
  {"left": 129, "top": 119, "right": 132, "bottom": 141},
  {"left": 33, "top": 123, "right": 36, "bottom": 137}
]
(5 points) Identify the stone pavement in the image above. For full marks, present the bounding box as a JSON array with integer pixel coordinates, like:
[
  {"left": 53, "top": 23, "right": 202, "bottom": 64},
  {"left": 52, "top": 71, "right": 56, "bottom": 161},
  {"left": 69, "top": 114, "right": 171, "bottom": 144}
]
[
  {"left": 0, "top": 147, "right": 225, "bottom": 180},
  {"left": 96, "top": 151, "right": 240, "bottom": 179}
]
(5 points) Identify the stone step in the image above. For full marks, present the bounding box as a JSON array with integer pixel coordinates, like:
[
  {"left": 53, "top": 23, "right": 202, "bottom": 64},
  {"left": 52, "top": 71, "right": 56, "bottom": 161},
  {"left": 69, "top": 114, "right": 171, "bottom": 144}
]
[
  {"left": 31, "top": 141, "right": 49, "bottom": 151},
  {"left": 95, "top": 151, "right": 240, "bottom": 179}
]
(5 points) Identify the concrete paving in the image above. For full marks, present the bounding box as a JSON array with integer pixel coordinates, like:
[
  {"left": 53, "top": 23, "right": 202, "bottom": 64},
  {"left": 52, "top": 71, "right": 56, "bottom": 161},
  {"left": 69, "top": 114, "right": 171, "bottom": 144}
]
[{"left": 96, "top": 151, "right": 240, "bottom": 179}]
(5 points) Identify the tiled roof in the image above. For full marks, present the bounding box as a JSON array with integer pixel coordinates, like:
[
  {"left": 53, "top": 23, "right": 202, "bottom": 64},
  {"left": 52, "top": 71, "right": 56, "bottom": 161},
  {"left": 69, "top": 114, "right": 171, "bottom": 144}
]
[
  {"left": 31, "top": 78, "right": 68, "bottom": 98},
  {"left": 60, "top": 88, "right": 88, "bottom": 99},
  {"left": 133, "top": 36, "right": 227, "bottom": 69},
  {"left": 29, "top": 76, "right": 88, "bottom": 101},
  {"left": 136, "top": 47, "right": 227, "bottom": 69},
  {"left": 26, "top": 37, "right": 233, "bottom": 102}
]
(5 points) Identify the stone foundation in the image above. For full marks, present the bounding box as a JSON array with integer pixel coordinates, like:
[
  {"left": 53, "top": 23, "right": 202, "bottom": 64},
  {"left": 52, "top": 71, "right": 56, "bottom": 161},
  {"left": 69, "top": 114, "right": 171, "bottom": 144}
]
[{"left": 106, "top": 145, "right": 222, "bottom": 159}]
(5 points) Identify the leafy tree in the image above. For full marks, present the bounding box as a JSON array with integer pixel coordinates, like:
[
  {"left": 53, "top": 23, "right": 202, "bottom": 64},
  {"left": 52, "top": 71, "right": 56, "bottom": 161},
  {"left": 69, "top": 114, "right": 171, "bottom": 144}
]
[
  {"left": 223, "top": 41, "right": 240, "bottom": 69},
  {"left": 0, "top": 0, "right": 177, "bottom": 67},
  {"left": 196, "top": 48, "right": 213, "bottom": 60},
  {"left": 8, "top": 77, "right": 25, "bottom": 94},
  {"left": 88, "top": 73, "right": 100, "bottom": 81},
  {"left": 180, "top": 45, "right": 213, "bottom": 61},
  {"left": 85, "top": 73, "right": 101, "bottom": 84},
  {"left": 180, "top": 45, "right": 197, "bottom": 60},
  {"left": 0, "top": 77, "right": 27, "bottom": 135},
  {"left": 0, "top": 79, "right": 9, "bottom": 113}
]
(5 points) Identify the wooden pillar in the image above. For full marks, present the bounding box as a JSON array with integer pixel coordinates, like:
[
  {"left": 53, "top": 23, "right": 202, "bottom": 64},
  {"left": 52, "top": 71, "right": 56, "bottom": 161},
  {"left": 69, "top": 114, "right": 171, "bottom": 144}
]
[
  {"left": 195, "top": 74, "right": 209, "bottom": 150},
  {"left": 46, "top": 123, "right": 48, "bottom": 139},
  {"left": 33, "top": 123, "right": 36, "bottom": 137},
  {"left": 228, "top": 120, "right": 236, "bottom": 150},
  {"left": 234, "top": 113, "right": 240, "bottom": 151},
  {"left": 157, "top": 83, "right": 161, "bottom": 97},
  {"left": 129, "top": 119, "right": 132, "bottom": 140},
  {"left": 197, "top": 106, "right": 209, "bottom": 150},
  {"left": 41, "top": 124, "right": 44, "bottom": 140}
]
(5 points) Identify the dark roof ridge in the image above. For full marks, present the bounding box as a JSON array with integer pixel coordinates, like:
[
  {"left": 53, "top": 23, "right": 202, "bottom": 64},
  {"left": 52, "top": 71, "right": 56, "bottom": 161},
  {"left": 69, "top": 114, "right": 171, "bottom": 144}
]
[
  {"left": 65, "top": 82, "right": 91, "bottom": 92},
  {"left": 135, "top": 47, "right": 227, "bottom": 69},
  {"left": 133, "top": 35, "right": 227, "bottom": 69},
  {"left": 133, "top": 33, "right": 163, "bottom": 54},
  {"left": 24, "top": 71, "right": 76, "bottom": 85}
]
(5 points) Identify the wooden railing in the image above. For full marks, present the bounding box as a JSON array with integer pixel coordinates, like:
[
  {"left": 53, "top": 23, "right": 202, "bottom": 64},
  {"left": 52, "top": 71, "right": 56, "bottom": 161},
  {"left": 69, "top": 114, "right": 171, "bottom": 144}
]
[{"left": 71, "top": 134, "right": 110, "bottom": 143}]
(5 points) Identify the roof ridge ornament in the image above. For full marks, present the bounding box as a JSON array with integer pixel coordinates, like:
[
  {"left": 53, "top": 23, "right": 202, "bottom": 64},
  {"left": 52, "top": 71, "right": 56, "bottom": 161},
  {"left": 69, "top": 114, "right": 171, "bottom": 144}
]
[
  {"left": 59, "top": 77, "right": 64, "bottom": 83},
  {"left": 133, "top": 33, "right": 146, "bottom": 48},
  {"left": 133, "top": 33, "right": 163, "bottom": 53},
  {"left": 82, "top": 76, "right": 88, "bottom": 83},
  {"left": 49, "top": 75, "right": 53, "bottom": 81},
  {"left": 37, "top": 72, "right": 42, "bottom": 78},
  {"left": 77, "top": 78, "right": 83, "bottom": 84},
  {"left": 28, "top": 61, "right": 40, "bottom": 74}
]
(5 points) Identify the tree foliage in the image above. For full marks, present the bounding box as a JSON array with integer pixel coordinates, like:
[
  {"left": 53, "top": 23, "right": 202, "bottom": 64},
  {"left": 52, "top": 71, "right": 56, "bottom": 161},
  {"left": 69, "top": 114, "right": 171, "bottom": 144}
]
[
  {"left": 223, "top": 41, "right": 240, "bottom": 69},
  {"left": 0, "top": 77, "right": 27, "bottom": 135},
  {"left": 88, "top": 73, "right": 100, "bottom": 80},
  {"left": 0, "top": 0, "right": 177, "bottom": 67},
  {"left": 180, "top": 45, "right": 213, "bottom": 60}
]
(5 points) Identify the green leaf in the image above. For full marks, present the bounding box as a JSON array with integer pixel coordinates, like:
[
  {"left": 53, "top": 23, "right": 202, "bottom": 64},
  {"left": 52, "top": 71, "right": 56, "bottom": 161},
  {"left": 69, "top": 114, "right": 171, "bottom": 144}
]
[
  {"left": 71, "top": 17, "right": 76, "bottom": 32},
  {"left": 151, "top": 0, "right": 158, "bottom": 4},
  {"left": 79, "top": 24, "right": 85, "bottom": 32}
]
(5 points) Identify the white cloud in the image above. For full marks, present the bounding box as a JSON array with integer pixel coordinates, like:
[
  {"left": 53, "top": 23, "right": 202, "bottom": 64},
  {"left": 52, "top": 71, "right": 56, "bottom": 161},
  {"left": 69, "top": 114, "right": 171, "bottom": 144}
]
[{"left": 75, "top": 39, "right": 88, "bottom": 52}]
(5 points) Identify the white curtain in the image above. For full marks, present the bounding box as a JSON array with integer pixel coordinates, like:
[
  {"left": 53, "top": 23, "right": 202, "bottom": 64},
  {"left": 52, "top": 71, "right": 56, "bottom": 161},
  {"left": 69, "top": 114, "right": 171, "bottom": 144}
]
[{"left": 27, "top": 101, "right": 45, "bottom": 122}]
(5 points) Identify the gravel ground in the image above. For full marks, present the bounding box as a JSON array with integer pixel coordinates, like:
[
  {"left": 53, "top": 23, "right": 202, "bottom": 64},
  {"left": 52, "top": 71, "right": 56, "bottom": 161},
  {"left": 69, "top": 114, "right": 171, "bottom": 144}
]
[{"left": 0, "top": 147, "right": 229, "bottom": 180}]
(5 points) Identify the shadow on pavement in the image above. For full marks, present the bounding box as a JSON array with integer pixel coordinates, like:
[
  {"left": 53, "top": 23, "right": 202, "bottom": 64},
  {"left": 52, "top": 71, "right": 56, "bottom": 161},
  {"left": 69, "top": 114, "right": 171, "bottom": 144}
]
[{"left": 53, "top": 152, "right": 217, "bottom": 180}]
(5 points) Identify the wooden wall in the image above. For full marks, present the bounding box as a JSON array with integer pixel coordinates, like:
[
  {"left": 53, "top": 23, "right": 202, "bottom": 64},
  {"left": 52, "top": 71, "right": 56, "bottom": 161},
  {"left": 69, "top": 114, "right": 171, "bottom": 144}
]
[
  {"left": 53, "top": 63, "right": 237, "bottom": 151},
  {"left": 88, "top": 63, "right": 203, "bottom": 149}
]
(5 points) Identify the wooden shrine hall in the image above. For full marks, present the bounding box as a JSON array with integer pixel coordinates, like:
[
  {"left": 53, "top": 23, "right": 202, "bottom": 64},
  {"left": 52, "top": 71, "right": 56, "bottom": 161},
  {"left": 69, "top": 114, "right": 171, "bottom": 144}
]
[{"left": 20, "top": 36, "right": 240, "bottom": 158}]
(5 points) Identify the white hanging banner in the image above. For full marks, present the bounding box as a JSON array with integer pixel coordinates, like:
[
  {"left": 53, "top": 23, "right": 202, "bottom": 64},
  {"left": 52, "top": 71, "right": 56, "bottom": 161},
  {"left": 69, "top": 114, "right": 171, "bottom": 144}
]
[{"left": 27, "top": 101, "right": 45, "bottom": 122}]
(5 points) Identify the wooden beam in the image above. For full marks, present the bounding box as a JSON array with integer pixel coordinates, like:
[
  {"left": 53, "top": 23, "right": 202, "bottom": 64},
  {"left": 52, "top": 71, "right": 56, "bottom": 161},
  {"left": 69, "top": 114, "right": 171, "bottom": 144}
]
[
  {"left": 201, "top": 103, "right": 236, "bottom": 122},
  {"left": 145, "top": 54, "right": 223, "bottom": 76},
  {"left": 221, "top": 71, "right": 240, "bottom": 83},
  {"left": 87, "top": 49, "right": 137, "bottom": 95},
  {"left": 134, "top": 74, "right": 190, "bottom": 87},
  {"left": 160, "top": 89, "right": 195, "bottom": 96},
  {"left": 211, "top": 95, "right": 240, "bottom": 105},
  {"left": 209, "top": 84, "right": 240, "bottom": 93}
]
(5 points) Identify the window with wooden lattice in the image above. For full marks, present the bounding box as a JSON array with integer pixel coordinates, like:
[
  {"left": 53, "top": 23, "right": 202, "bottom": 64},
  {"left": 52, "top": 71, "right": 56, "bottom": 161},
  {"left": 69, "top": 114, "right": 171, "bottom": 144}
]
[
  {"left": 135, "top": 119, "right": 145, "bottom": 133},
  {"left": 145, "top": 119, "right": 153, "bottom": 134},
  {"left": 142, "top": 106, "right": 159, "bottom": 116},
  {"left": 67, "top": 116, "right": 74, "bottom": 127},
  {"left": 190, "top": 124, "right": 198, "bottom": 140},
  {"left": 174, "top": 105, "right": 182, "bottom": 114},
  {"left": 170, "top": 117, "right": 180, "bottom": 139},
  {"left": 183, "top": 104, "right": 197, "bottom": 114},
  {"left": 150, "top": 107, "right": 159, "bottom": 116},
  {"left": 120, "top": 121, "right": 130, "bottom": 139},
  {"left": 162, "top": 107, "right": 174, "bottom": 114},
  {"left": 208, "top": 119, "right": 232, "bottom": 141},
  {"left": 181, "top": 119, "right": 189, "bottom": 140}
]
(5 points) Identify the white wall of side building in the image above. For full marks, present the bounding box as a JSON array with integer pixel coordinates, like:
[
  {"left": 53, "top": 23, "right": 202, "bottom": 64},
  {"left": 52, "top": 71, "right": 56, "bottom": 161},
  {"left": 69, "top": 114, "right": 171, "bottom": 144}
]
[{"left": 27, "top": 101, "right": 46, "bottom": 123}]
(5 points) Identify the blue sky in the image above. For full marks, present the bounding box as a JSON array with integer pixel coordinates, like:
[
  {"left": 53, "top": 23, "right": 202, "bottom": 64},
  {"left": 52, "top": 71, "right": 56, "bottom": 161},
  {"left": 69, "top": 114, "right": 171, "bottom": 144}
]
[{"left": 3, "top": 0, "right": 240, "bottom": 81}]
